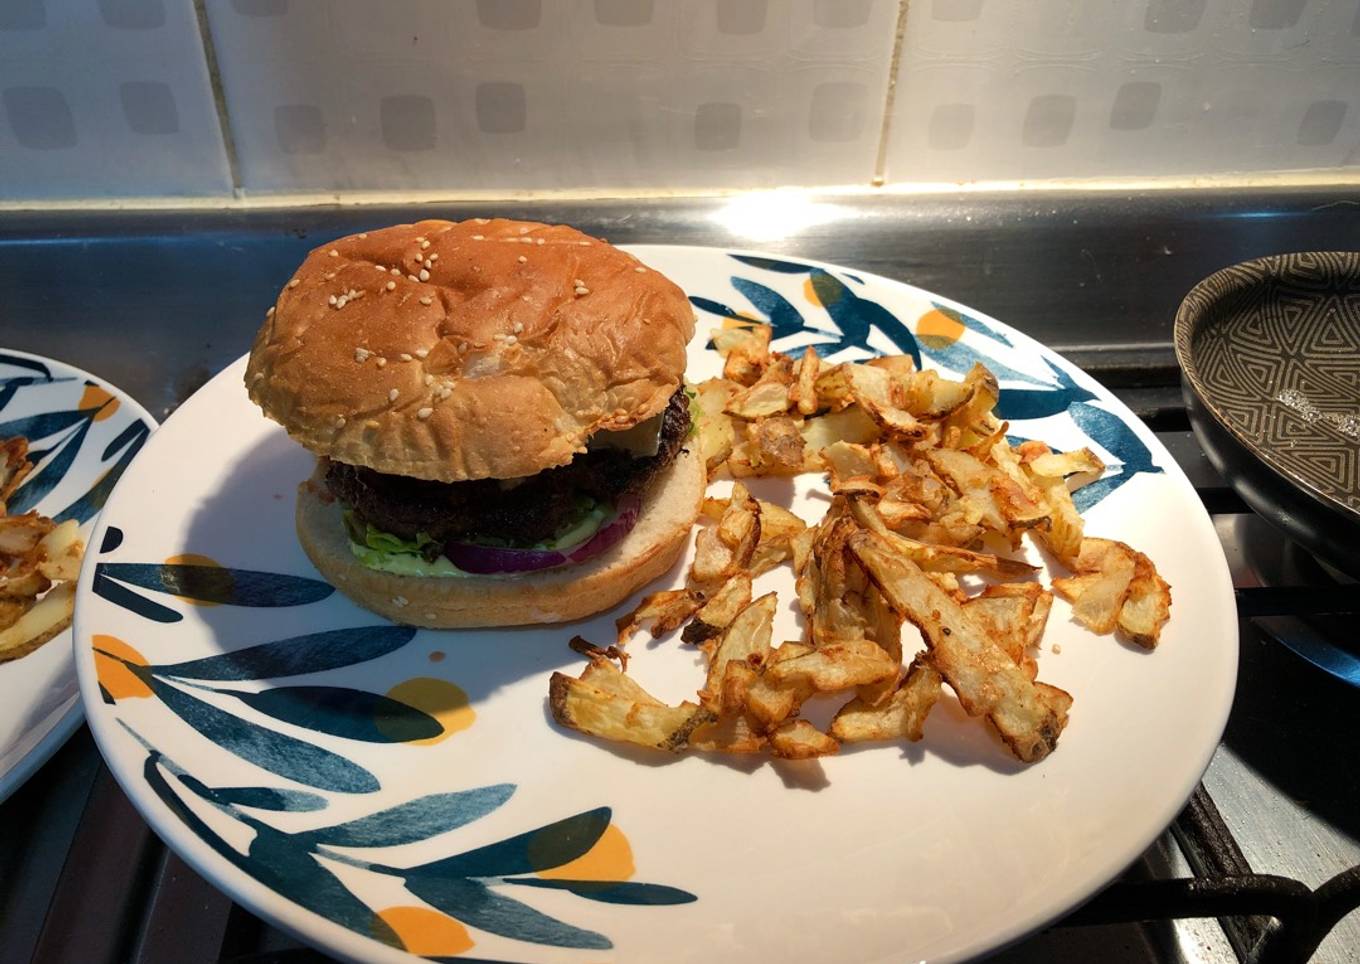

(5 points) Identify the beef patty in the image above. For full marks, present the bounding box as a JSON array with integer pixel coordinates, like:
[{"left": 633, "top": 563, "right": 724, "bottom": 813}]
[{"left": 326, "top": 387, "right": 691, "bottom": 546}]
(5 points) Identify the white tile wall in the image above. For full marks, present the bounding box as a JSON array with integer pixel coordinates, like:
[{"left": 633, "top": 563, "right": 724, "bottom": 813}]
[
  {"left": 2, "top": 0, "right": 1358, "bottom": 201},
  {"left": 204, "top": 0, "right": 899, "bottom": 193},
  {"left": 0, "top": 0, "right": 231, "bottom": 198},
  {"left": 887, "top": 0, "right": 1360, "bottom": 183}
]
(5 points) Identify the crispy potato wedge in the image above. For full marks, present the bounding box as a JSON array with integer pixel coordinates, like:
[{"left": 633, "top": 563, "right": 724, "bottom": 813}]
[
  {"left": 615, "top": 589, "right": 704, "bottom": 647},
  {"left": 769, "top": 719, "right": 839, "bottom": 759},
  {"left": 745, "top": 417, "right": 806, "bottom": 476},
  {"left": 681, "top": 573, "right": 753, "bottom": 646},
  {"left": 1052, "top": 538, "right": 1138, "bottom": 635},
  {"left": 701, "top": 593, "right": 777, "bottom": 712},
  {"left": 850, "top": 531, "right": 1070, "bottom": 762},
  {"left": 789, "top": 347, "right": 820, "bottom": 416},
  {"left": 1117, "top": 550, "right": 1172, "bottom": 648},
  {"left": 691, "top": 379, "right": 738, "bottom": 474},
  {"left": 830, "top": 657, "right": 943, "bottom": 743},
  {"left": 36, "top": 519, "right": 84, "bottom": 582},
  {"left": 726, "top": 379, "right": 793, "bottom": 419},
  {"left": 549, "top": 671, "right": 716, "bottom": 752},
  {"left": 0, "top": 438, "right": 31, "bottom": 509},
  {"left": 691, "top": 485, "right": 762, "bottom": 586},
  {"left": 745, "top": 642, "right": 816, "bottom": 731},
  {"left": 801, "top": 406, "right": 881, "bottom": 463},
  {"left": 0, "top": 597, "right": 34, "bottom": 634},
  {"left": 0, "top": 580, "right": 75, "bottom": 664},
  {"left": 765, "top": 638, "right": 899, "bottom": 692},
  {"left": 0, "top": 512, "right": 55, "bottom": 556},
  {"left": 847, "top": 364, "right": 928, "bottom": 441},
  {"left": 690, "top": 712, "right": 767, "bottom": 753},
  {"left": 713, "top": 323, "right": 772, "bottom": 386},
  {"left": 897, "top": 370, "right": 974, "bottom": 420}
]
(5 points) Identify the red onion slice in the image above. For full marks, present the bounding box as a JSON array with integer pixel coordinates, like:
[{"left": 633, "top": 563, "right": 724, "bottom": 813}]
[{"left": 442, "top": 496, "right": 641, "bottom": 574}]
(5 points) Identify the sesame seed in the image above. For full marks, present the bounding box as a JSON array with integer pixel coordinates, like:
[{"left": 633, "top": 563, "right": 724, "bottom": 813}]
[
  {"left": 423, "top": 259, "right": 433, "bottom": 270},
  {"left": 437, "top": 387, "right": 452, "bottom": 400},
  {"left": 354, "top": 348, "right": 371, "bottom": 362},
  {"left": 474, "top": 218, "right": 489, "bottom": 224},
  {"left": 415, "top": 236, "right": 425, "bottom": 243},
  {"left": 517, "top": 255, "right": 527, "bottom": 264},
  {"left": 376, "top": 357, "right": 388, "bottom": 368},
  {"left": 400, "top": 352, "right": 412, "bottom": 361},
  {"left": 335, "top": 296, "right": 347, "bottom": 308},
  {"left": 518, "top": 226, "right": 529, "bottom": 235},
  {"left": 328, "top": 294, "right": 338, "bottom": 305},
  {"left": 419, "top": 296, "right": 433, "bottom": 306},
  {"left": 252, "top": 372, "right": 264, "bottom": 380},
  {"left": 335, "top": 416, "right": 346, "bottom": 427},
  {"left": 375, "top": 264, "right": 386, "bottom": 272},
  {"left": 519, "top": 237, "right": 533, "bottom": 244},
  {"left": 329, "top": 249, "right": 339, "bottom": 257},
  {"left": 575, "top": 286, "right": 590, "bottom": 296},
  {"left": 512, "top": 321, "right": 523, "bottom": 333},
  {"left": 324, "top": 271, "right": 335, "bottom": 280},
  {"left": 634, "top": 266, "right": 647, "bottom": 273},
  {"left": 424, "top": 374, "right": 434, "bottom": 386},
  {"left": 365, "top": 419, "right": 380, "bottom": 429},
  {"left": 521, "top": 295, "right": 531, "bottom": 302},
  {"left": 415, "top": 347, "right": 429, "bottom": 358},
  {"left": 419, "top": 269, "right": 430, "bottom": 281},
  {"left": 357, "top": 233, "right": 368, "bottom": 239},
  {"left": 458, "top": 341, "right": 469, "bottom": 351},
  {"left": 288, "top": 278, "right": 300, "bottom": 288},
  {"left": 388, "top": 388, "right": 399, "bottom": 401},
  {"left": 421, "top": 240, "right": 431, "bottom": 250},
  {"left": 471, "top": 234, "right": 485, "bottom": 241},
  {"left": 417, "top": 407, "right": 433, "bottom": 420},
  {"left": 409, "top": 275, "right": 419, "bottom": 283},
  {"left": 429, "top": 253, "right": 439, "bottom": 261},
  {"left": 577, "top": 240, "right": 590, "bottom": 246},
  {"left": 574, "top": 278, "right": 585, "bottom": 286},
  {"left": 390, "top": 267, "right": 401, "bottom": 276},
  {"left": 535, "top": 238, "right": 544, "bottom": 245},
  {"left": 385, "top": 280, "right": 396, "bottom": 291},
  {"left": 266, "top": 306, "right": 275, "bottom": 317},
  {"left": 505, "top": 334, "right": 517, "bottom": 344}
]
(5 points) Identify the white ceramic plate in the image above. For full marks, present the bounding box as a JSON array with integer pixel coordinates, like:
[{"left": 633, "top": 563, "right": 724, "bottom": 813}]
[
  {"left": 0, "top": 349, "right": 154, "bottom": 803},
  {"left": 74, "top": 247, "right": 1237, "bottom": 963}
]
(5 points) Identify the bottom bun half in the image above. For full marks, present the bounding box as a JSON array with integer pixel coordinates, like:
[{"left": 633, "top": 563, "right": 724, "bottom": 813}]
[{"left": 296, "top": 445, "right": 704, "bottom": 628}]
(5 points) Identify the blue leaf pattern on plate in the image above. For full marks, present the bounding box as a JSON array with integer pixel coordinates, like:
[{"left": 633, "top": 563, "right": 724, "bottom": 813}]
[
  {"left": 97, "top": 562, "right": 334, "bottom": 607},
  {"left": 145, "top": 675, "right": 382, "bottom": 793},
  {"left": 155, "top": 627, "right": 417, "bottom": 680},
  {"left": 304, "top": 786, "right": 516, "bottom": 848}
]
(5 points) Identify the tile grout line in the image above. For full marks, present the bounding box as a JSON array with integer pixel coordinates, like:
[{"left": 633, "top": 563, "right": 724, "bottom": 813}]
[
  {"left": 191, "top": 0, "right": 243, "bottom": 196},
  {"left": 871, "top": 0, "right": 912, "bottom": 187}
]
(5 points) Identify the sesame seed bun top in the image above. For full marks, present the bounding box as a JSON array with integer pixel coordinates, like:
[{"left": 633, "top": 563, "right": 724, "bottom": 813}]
[{"left": 244, "top": 218, "right": 695, "bottom": 482}]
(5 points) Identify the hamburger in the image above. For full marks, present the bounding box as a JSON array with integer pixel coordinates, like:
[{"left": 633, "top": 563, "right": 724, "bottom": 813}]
[{"left": 245, "top": 218, "right": 702, "bottom": 627}]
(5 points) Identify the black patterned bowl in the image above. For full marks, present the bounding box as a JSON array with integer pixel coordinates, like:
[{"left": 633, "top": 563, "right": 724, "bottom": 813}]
[{"left": 1175, "top": 252, "right": 1360, "bottom": 579}]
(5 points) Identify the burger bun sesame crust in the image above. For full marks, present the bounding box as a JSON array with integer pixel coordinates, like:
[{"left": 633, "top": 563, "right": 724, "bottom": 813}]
[
  {"left": 295, "top": 444, "right": 705, "bottom": 628},
  {"left": 246, "top": 219, "right": 695, "bottom": 483}
]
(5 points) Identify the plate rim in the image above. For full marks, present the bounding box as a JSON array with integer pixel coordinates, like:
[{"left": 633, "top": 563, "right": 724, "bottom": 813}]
[
  {"left": 0, "top": 346, "right": 157, "bottom": 804},
  {"left": 73, "top": 246, "right": 1239, "bottom": 963}
]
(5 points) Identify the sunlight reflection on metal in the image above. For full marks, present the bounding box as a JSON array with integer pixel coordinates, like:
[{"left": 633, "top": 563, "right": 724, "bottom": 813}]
[{"left": 708, "top": 191, "right": 848, "bottom": 243}]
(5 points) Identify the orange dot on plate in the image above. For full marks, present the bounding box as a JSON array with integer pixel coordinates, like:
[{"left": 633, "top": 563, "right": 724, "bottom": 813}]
[
  {"left": 79, "top": 384, "right": 120, "bottom": 421},
  {"left": 915, "top": 308, "right": 965, "bottom": 345},
  {"left": 538, "top": 823, "right": 635, "bottom": 881},
  {"left": 164, "top": 553, "right": 224, "bottom": 607},
  {"left": 382, "top": 677, "right": 474, "bottom": 745},
  {"left": 377, "top": 906, "right": 473, "bottom": 956},
  {"left": 92, "top": 634, "right": 152, "bottom": 700}
]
